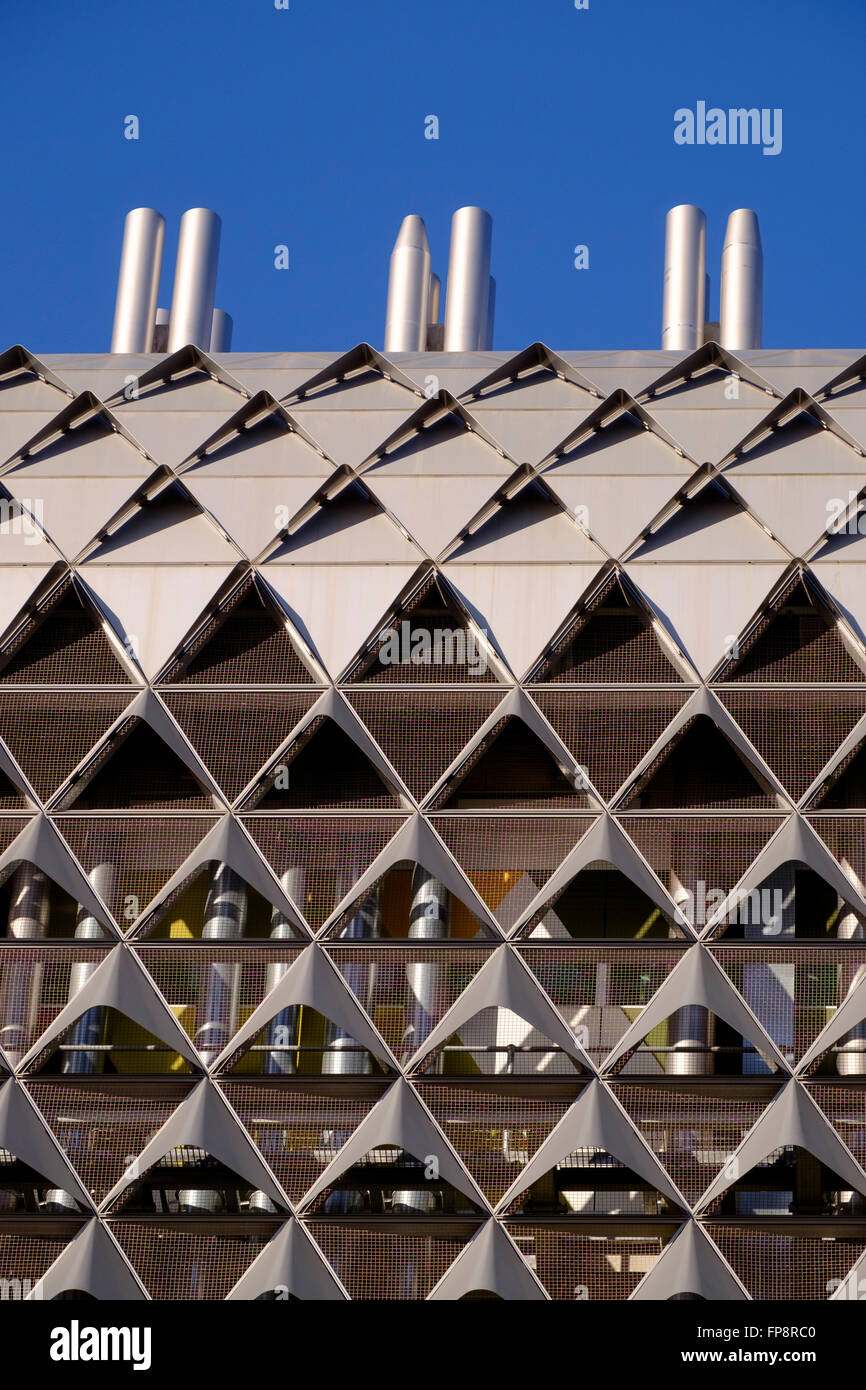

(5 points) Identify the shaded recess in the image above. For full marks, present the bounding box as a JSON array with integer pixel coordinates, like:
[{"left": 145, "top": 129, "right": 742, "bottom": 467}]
[
  {"left": 430, "top": 717, "right": 590, "bottom": 810},
  {"left": 0, "top": 578, "right": 130, "bottom": 685},
  {"left": 713, "top": 575, "right": 865, "bottom": 683},
  {"left": 528, "top": 573, "right": 684, "bottom": 684},
  {"left": 159, "top": 574, "right": 315, "bottom": 685}
]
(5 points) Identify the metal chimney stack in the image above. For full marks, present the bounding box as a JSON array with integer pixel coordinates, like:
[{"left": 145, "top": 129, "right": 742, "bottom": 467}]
[
  {"left": 167, "top": 208, "right": 222, "bottom": 352},
  {"left": 720, "top": 209, "right": 763, "bottom": 350},
  {"left": 110, "top": 209, "right": 165, "bottom": 353},
  {"left": 443, "top": 207, "right": 493, "bottom": 352},
  {"left": 661, "top": 205, "right": 707, "bottom": 351},
  {"left": 210, "top": 308, "right": 233, "bottom": 352},
  {"left": 384, "top": 215, "right": 432, "bottom": 353}
]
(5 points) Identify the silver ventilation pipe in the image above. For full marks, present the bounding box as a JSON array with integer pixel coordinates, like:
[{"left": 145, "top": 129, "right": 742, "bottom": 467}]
[
  {"left": 443, "top": 206, "right": 493, "bottom": 352},
  {"left": 321, "top": 882, "right": 381, "bottom": 1077},
  {"left": 661, "top": 204, "right": 706, "bottom": 351},
  {"left": 210, "top": 308, "right": 233, "bottom": 353},
  {"left": 179, "top": 863, "right": 246, "bottom": 1217},
  {"left": 110, "top": 209, "right": 166, "bottom": 354},
  {"left": 321, "top": 878, "right": 381, "bottom": 1216},
  {"left": 61, "top": 860, "right": 114, "bottom": 1076},
  {"left": 193, "top": 863, "right": 246, "bottom": 1067},
  {"left": 263, "top": 870, "right": 303, "bottom": 1075},
  {"left": 720, "top": 209, "right": 763, "bottom": 350},
  {"left": 167, "top": 208, "right": 222, "bottom": 352},
  {"left": 668, "top": 1005, "right": 713, "bottom": 1077},
  {"left": 393, "top": 868, "right": 451, "bottom": 1216},
  {"left": 429, "top": 273, "right": 441, "bottom": 327},
  {"left": 484, "top": 276, "right": 496, "bottom": 350},
  {"left": 152, "top": 307, "right": 170, "bottom": 353},
  {"left": 384, "top": 215, "right": 432, "bottom": 353},
  {"left": 0, "top": 865, "right": 51, "bottom": 1066}
]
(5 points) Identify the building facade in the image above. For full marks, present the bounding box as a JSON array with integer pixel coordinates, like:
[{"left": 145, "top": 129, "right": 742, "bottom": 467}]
[{"left": 0, "top": 334, "right": 866, "bottom": 1299}]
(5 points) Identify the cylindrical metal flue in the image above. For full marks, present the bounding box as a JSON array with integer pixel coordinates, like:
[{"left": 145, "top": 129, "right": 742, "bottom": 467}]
[
  {"left": 0, "top": 864, "right": 50, "bottom": 1065},
  {"left": 661, "top": 205, "right": 707, "bottom": 351},
  {"left": 384, "top": 215, "right": 432, "bottom": 354},
  {"left": 167, "top": 209, "right": 222, "bottom": 352},
  {"left": 210, "top": 308, "right": 233, "bottom": 353},
  {"left": 443, "top": 207, "right": 493, "bottom": 352},
  {"left": 321, "top": 884, "right": 381, "bottom": 1076},
  {"left": 668, "top": 1005, "right": 713, "bottom": 1076},
  {"left": 484, "top": 276, "right": 496, "bottom": 350},
  {"left": 263, "top": 870, "right": 303, "bottom": 1076},
  {"left": 152, "top": 307, "right": 170, "bottom": 353},
  {"left": 837, "top": 908, "right": 866, "bottom": 1076},
  {"left": 110, "top": 209, "right": 166, "bottom": 354},
  {"left": 62, "top": 861, "right": 114, "bottom": 1076},
  {"left": 392, "top": 869, "right": 451, "bottom": 1216},
  {"left": 429, "top": 273, "right": 441, "bottom": 326},
  {"left": 194, "top": 864, "right": 247, "bottom": 1066},
  {"left": 720, "top": 209, "right": 763, "bottom": 351}
]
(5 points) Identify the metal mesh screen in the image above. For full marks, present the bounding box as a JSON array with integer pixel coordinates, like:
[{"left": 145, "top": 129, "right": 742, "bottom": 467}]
[
  {"left": 619, "top": 816, "right": 786, "bottom": 918},
  {"left": 529, "top": 575, "right": 684, "bottom": 684},
  {"left": 714, "top": 577, "right": 866, "bottom": 683},
  {"left": 304, "top": 1223, "right": 473, "bottom": 1298},
  {"left": 343, "top": 690, "right": 506, "bottom": 800},
  {"left": 242, "top": 717, "right": 401, "bottom": 810},
  {"left": 504, "top": 1224, "right": 668, "bottom": 1299},
  {"left": 0, "top": 580, "right": 130, "bottom": 685},
  {"left": 616, "top": 717, "right": 777, "bottom": 810},
  {"left": 242, "top": 816, "right": 407, "bottom": 928},
  {"left": 159, "top": 577, "right": 314, "bottom": 686},
  {"left": 108, "top": 1222, "right": 280, "bottom": 1299},
  {"left": 429, "top": 816, "right": 595, "bottom": 928},
  {"left": 0, "top": 693, "right": 135, "bottom": 799},
  {"left": 532, "top": 691, "right": 691, "bottom": 801},
  {"left": 415, "top": 1084, "right": 572, "bottom": 1203},
  {"left": 25, "top": 1079, "right": 193, "bottom": 1201},
  {"left": 717, "top": 692, "right": 866, "bottom": 801},
  {"left": 159, "top": 692, "right": 320, "bottom": 799},
  {"left": 704, "top": 1227, "right": 866, "bottom": 1299},
  {"left": 218, "top": 1082, "right": 379, "bottom": 1202},
  {"left": 430, "top": 718, "right": 592, "bottom": 811},
  {"left": 345, "top": 572, "right": 498, "bottom": 684},
  {"left": 54, "top": 720, "right": 214, "bottom": 811}
]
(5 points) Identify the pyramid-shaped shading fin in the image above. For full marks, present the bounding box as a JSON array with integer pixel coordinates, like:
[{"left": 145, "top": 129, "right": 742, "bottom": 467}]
[
  {"left": 630, "top": 1222, "right": 748, "bottom": 1300},
  {"left": 0, "top": 693, "right": 136, "bottom": 801},
  {"left": 226, "top": 1219, "right": 348, "bottom": 1300},
  {"left": 705, "top": 816, "right": 866, "bottom": 937},
  {"left": 612, "top": 1082, "right": 773, "bottom": 1207},
  {"left": 241, "top": 693, "right": 404, "bottom": 810},
  {"left": 179, "top": 390, "right": 331, "bottom": 470},
  {"left": 604, "top": 946, "right": 789, "bottom": 1075},
  {"left": 713, "top": 571, "right": 866, "bottom": 682},
  {"left": 344, "top": 567, "right": 502, "bottom": 683},
  {"left": 214, "top": 946, "right": 397, "bottom": 1073},
  {"left": 25, "top": 1078, "right": 194, "bottom": 1203},
  {"left": 0, "top": 574, "right": 132, "bottom": 684},
  {"left": 461, "top": 342, "right": 603, "bottom": 405},
  {"left": 4, "top": 392, "right": 154, "bottom": 476},
  {"left": 102, "top": 1079, "right": 288, "bottom": 1212},
  {"left": 158, "top": 571, "right": 318, "bottom": 685},
  {"left": 159, "top": 691, "right": 319, "bottom": 799},
  {"left": 0, "top": 816, "right": 114, "bottom": 929},
  {"left": 416, "top": 1082, "right": 574, "bottom": 1204},
  {"left": 0, "top": 345, "right": 74, "bottom": 406},
  {"left": 0, "top": 739, "right": 34, "bottom": 809},
  {"left": 516, "top": 814, "right": 689, "bottom": 939},
  {"left": 526, "top": 570, "right": 689, "bottom": 683},
  {"left": 133, "top": 815, "right": 306, "bottom": 938},
  {"left": 409, "top": 947, "right": 592, "bottom": 1073},
  {"left": 697, "top": 1080, "right": 866, "bottom": 1212},
  {"left": 21, "top": 946, "right": 201, "bottom": 1073},
  {"left": 615, "top": 693, "right": 784, "bottom": 810},
  {"left": 286, "top": 343, "right": 422, "bottom": 405},
  {"left": 29, "top": 1220, "right": 147, "bottom": 1301},
  {"left": 539, "top": 389, "right": 690, "bottom": 470},
  {"left": 323, "top": 815, "right": 501, "bottom": 939},
  {"left": 428, "top": 1220, "right": 547, "bottom": 1300},
  {"left": 720, "top": 389, "right": 864, "bottom": 473},
  {"left": 52, "top": 692, "right": 220, "bottom": 811},
  {"left": 105, "top": 344, "right": 249, "bottom": 406},
  {"left": 79, "top": 477, "right": 242, "bottom": 566},
  {"left": 797, "top": 969, "right": 866, "bottom": 1075},
  {"left": 429, "top": 692, "right": 592, "bottom": 811},
  {"left": 498, "top": 1080, "right": 685, "bottom": 1212},
  {"left": 298, "top": 1079, "right": 484, "bottom": 1212},
  {"left": 0, "top": 1080, "right": 91, "bottom": 1205},
  {"left": 806, "top": 724, "right": 866, "bottom": 808},
  {"left": 344, "top": 689, "right": 506, "bottom": 801}
]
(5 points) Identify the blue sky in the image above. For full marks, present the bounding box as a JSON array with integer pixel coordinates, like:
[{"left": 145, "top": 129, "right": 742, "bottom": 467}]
[{"left": 2, "top": 0, "right": 863, "bottom": 352}]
